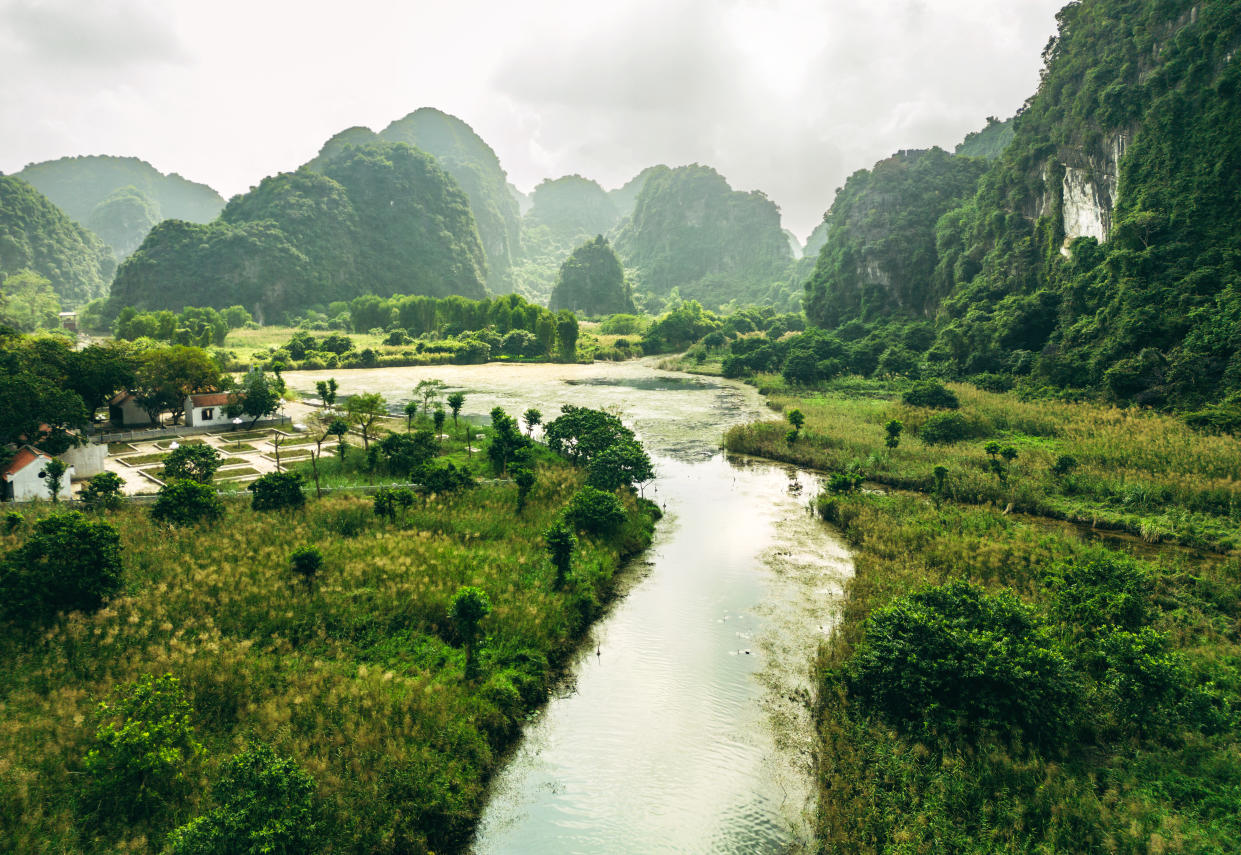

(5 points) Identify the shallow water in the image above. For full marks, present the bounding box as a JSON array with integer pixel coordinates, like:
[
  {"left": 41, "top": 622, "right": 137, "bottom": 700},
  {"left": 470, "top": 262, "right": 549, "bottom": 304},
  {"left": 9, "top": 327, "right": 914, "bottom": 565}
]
[{"left": 283, "top": 361, "right": 853, "bottom": 854}]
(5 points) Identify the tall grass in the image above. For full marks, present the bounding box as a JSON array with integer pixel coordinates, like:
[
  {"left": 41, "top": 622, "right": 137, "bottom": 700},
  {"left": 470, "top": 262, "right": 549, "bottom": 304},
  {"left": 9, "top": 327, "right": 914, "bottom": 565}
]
[
  {"left": 726, "top": 377, "right": 1241, "bottom": 551},
  {"left": 0, "top": 460, "right": 656, "bottom": 854}
]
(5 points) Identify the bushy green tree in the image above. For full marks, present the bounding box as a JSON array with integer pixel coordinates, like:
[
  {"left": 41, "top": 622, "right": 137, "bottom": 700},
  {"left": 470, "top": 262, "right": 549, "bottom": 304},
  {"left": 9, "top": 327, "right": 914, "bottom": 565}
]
[
  {"left": 166, "top": 744, "right": 317, "bottom": 855},
  {"left": 586, "top": 439, "right": 654, "bottom": 493},
  {"left": 163, "top": 443, "right": 222, "bottom": 483},
  {"left": 549, "top": 236, "right": 634, "bottom": 315},
  {"left": 79, "top": 470, "right": 124, "bottom": 510},
  {"left": 152, "top": 480, "right": 224, "bottom": 526},
  {"left": 564, "top": 485, "right": 626, "bottom": 536},
  {"left": 544, "top": 519, "right": 576, "bottom": 589},
  {"left": 82, "top": 673, "right": 203, "bottom": 823},
  {"left": 0, "top": 511, "right": 123, "bottom": 623},
  {"left": 344, "top": 392, "right": 387, "bottom": 450},
  {"left": 449, "top": 586, "right": 492, "bottom": 678},
  {"left": 247, "top": 471, "right": 305, "bottom": 511},
  {"left": 289, "top": 546, "right": 324, "bottom": 590}
]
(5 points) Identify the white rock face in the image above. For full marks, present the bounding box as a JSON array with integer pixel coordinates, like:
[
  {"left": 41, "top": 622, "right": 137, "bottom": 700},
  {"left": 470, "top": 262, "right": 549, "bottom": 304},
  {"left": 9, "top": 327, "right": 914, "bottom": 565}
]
[{"left": 1062, "top": 167, "right": 1110, "bottom": 243}]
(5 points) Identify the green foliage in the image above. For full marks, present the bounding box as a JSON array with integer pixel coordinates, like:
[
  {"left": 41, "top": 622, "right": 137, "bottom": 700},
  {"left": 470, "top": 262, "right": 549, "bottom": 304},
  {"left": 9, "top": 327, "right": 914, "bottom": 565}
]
[
  {"left": 486, "top": 407, "right": 531, "bottom": 476},
  {"left": 420, "top": 462, "right": 475, "bottom": 494},
  {"left": 917, "top": 412, "right": 975, "bottom": 444},
  {"left": 41, "top": 457, "right": 67, "bottom": 503},
  {"left": 544, "top": 405, "right": 631, "bottom": 464},
  {"left": 640, "top": 300, "right": 721, "bottom": 354},
  {"left": 0, "top": 511, "right": 122, "bottom": 624},
  {"left": 513, "top": 467, "right": 535, "bottom": 512},
  {"left": 236, "top": 367, "right": 281, "bottom": 424},
  {"left": 549, "top": 236, "right": 633, "bottom": 315},
  {"left": 448, "top": 585, "right": 492, "bottom": 677},
  {"left": 0, "top": 270, "right": 60, "bottom": 331},
  {"left": 612, "top": 164, "right": 794, "bottom": 309},
  {"left": 289, "top": 546, "right": 324, "bottom": 588},
  {"left": 902, "top": 380, "right": 959, "bottom": 409},
  {"left": 845, "top": 581, "right": 1078, "bottom": 743},
  {"left": 787, "top": 409, "right": 806, "bottom": 431},
  {"left": 247, "top": 472, "right": 306, "bottom": 512},
  {"left": 0, "top": 175, "right": 116, "bottom": 305},
  {"left": 585, "top": 439, "right": 654, "bottom": 493},
  {"left": 167, "top": 744, "right": 317, "bottom": 855},
  {"left": 378, "top": 430, "right": 437, "bottom": 480},
  {"left": 151, "top": 480, "right": 224, "bottom": 526},
  {"left": 563, "top": 485, "right": 626, "bottom": 536},
  {"left": 883, "top": 419, "right": 903, "bottom": 449},
  {"left": 112, "top": 142, "right": 487, "bottom": 317},
  {"left": 5, "top": 510, "right": 23, "bottom": 532},
  {"left": 163, "top": 443, "right": 222, "bottom": 484},
  {"left": 344, "top": 392, "right": 387, "bottom": 449},
  {"left": 372, "top": 486, "right": 415, "bottom": 520},
  {"left": 544, "top": 519, "right": 576, "bottom": 589},
  {"left": 953, "top": 115, "right": 1015, "bottom": 160},
  {"left": 82, "top": 673, "right": 203, "bottom": 823}
]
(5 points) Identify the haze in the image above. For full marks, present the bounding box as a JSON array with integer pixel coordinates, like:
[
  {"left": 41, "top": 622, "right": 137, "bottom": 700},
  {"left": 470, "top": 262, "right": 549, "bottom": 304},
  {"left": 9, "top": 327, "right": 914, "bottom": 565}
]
[{"left": 0, "top": 0, "right": 1064, "bottom": 239}]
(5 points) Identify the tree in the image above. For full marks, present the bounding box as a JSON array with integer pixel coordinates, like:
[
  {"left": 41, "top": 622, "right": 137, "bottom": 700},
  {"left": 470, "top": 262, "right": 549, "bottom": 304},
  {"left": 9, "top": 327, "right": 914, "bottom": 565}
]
[
  {"left": 522, "top": 408, "right": 542, "bottom": 436},
  {"left": 433, "top": 407, "right": 446, "bottom": 447},
  {"left": 0, "top": 511, "right": 123, "bottom": 623},
  {"left": 564, "top": 485, "right": 626, "bottom": 536},
  {"left": 238, "top": 367, "right": 281, "bottom": 427},
  {"left": 586, "top": 439, "right": 654, "bottom": 493},
  {"left": 80, "top": 471, "right": 124, "bottom": 510},
  {"left": 378, "top": 430, "right": 437, "bottom": 480},
  {"left": 373, "top": 486, "right": 415, "bottom": 520},
  {"left": 83, "top": 673, "right": 203, "bottom": 824},
  {"left": 544, "top": 405, "right": 633, "bottom": 464},
  {"left": 884, "top": 419, "right": 903, "bottom": 450},
  {"left": 549, "top": 235, "right": 634, "bottom": 315},
  {"left": 41, "top": 458, "right": 67, "bottom": 503},
  {"left": 134, "top": 345, "right": 221, "bottom": 425},
  {"left": 289, "top": 546, "right": 323, "bottom": 591},
  {"left": 787, "top": 409, "right": 806, "bottom": 431},
  {"left": 513, "top": 467, "right": 535, "bottom": 512},
  {"left": 167, "top": 744, "right": 318, "bottom": 855},
  {"left": 314, "top": 378, "right": 338, "bottom": 409},
  {"left": 544, "top": 520, "right": 576, "bottom": 589},
  {"left": 248, "top": 471, "right": 305, "bottom": 511},
  {"left": 446, "top": 391, "right": 465, "bottom": 433},
  {"left": 0, "top": 270, "right": 60, "bottom": 331},
  {"left": 344, "top": 392, "right": 387, "bottom": 450},
  {"left": 403, "top": 400, "right": 419, "bottom": 431},
  {"left": 486, "top": 407, "right": 531, "bottom": 476},
  {"left": 555, "top": 310, "right": 579, "bottom": 362},
  {"left": 326, "top": 417, "right": 350, "bottom": 462},
  {"left": 449, "top": 586, "right": 491, "bottom": 678},
  {"left": 414, "top": 378, "right": 446, "bottom": 416},
  {"left": 152, "top": 480, "right": 224, "bottom": 526},
  {"left": 164, "top": 443, "right": 222, "bottom": 484}
]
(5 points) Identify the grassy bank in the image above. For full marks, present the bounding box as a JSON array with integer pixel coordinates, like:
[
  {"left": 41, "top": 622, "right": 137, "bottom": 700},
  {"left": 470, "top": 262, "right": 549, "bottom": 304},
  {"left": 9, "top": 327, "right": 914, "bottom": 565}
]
[
  {"left": 718, "top": 373, "right": 1241, "bottom": 852},
  {"left": 0, "top": 460, "right": 656, "bottom": 853},
  {"left": 812, "top": 491, "right": 1241, "bottom": 853},
  {"left": 724, "top": 375, "right": 1241, "bottom": 553}
]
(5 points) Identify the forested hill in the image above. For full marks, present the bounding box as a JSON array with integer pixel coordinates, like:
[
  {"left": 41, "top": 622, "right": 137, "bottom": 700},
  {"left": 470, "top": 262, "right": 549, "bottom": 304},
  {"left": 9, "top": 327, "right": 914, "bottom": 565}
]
[
  {"left": 111, "top": 142, "right": 486, "bottom": 320},
  {"left": 15, "top": 155, "right": 224, "bottom": 259},
  {"left": 308, "top": 108, "right": 522, "bottom": 294},
  {"left": 0, "top": 174, "right": 115, "bottom": 305},
  {"left": 805, "top": 0, "right": 1241, "bottom": 408},
  {"left": 613, "top": 164, "right": 795, "bottom": 309}
]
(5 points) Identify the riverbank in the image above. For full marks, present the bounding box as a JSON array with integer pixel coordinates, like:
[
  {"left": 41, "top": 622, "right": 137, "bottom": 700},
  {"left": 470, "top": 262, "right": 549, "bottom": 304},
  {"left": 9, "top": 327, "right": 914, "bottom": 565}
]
[
  {"left": 0, "top": 454, "right": 657, "bottom": 853},
  {"left": 713, "top": 373, "right": 1241, "bottom": 852}
]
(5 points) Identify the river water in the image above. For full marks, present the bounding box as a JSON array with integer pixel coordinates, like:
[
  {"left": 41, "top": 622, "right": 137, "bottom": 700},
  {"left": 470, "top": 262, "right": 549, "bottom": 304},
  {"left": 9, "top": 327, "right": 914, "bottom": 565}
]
[{"left": 283, "top": 361, "right": 853, "bottom": 854}]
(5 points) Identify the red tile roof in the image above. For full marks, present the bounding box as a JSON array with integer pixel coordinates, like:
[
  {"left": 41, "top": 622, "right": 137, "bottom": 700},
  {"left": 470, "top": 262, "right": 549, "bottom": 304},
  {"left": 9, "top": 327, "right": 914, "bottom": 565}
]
[
  {"left": 188, "top": 392, "right": 234, "bottom": 407},
  {"left": 2, "top": 446, "right": 48, "bottom": 479}
]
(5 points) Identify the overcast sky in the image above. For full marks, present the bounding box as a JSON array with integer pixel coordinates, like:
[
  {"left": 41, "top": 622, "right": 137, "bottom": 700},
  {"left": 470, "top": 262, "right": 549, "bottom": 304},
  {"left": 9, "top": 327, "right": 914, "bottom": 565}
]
[{"left": 0, "top": 0, "right": 1065, "bottom": 239}]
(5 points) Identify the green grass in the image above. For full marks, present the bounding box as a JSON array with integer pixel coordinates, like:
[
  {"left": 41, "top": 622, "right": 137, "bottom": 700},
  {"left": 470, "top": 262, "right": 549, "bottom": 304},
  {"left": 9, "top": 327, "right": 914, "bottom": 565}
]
[
  {"left": 0, "top": 456, "right": 657, "bottom": 853},
  {"left": 725, "top": 376, "right": 1241, "bottom": 552},
  {"left": 118, "top": 453, "right": 168, "bottom": 466}
]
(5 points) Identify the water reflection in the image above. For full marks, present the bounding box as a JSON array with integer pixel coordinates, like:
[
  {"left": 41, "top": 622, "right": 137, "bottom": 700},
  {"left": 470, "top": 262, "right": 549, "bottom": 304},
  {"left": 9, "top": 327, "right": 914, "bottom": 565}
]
[{"left": 282, "top": 361, "right": 852, "bottom": 854}]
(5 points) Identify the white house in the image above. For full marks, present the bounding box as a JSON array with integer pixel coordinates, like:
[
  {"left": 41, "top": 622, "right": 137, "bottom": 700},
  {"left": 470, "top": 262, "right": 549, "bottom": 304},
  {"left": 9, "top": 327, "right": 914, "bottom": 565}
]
[
  {"left": 109, "top": 392, "right": 153, "bottom": 427},
  {"left": 62, "top": 442, "right": 107, "bottom": 478},
  {"left": 2, "top": 446, "right": 75, "bottom": 502},
  {"left": 184, "top": 392, "right": 238, "bottom": 428}
]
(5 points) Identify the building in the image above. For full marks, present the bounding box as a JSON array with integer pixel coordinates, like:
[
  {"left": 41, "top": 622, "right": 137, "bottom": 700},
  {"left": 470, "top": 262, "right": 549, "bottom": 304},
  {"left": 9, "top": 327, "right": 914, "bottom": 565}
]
[
  {"left": 2, "top": 446, "right": 75, "bottom": 502},
  {"left": 109, "top": 392, "right": 154, "bottom": 427},
  {"left": 184, "top": 392, "right": 238, "bottom": 428}
]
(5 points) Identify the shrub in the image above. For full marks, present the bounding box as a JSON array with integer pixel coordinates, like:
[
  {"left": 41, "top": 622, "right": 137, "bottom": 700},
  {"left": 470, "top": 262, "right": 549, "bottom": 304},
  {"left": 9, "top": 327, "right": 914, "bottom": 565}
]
[
  {"left": 167, "top": 744, "right": 317, "bottom": 855},
  {"left": 0, "top": 511, "right": 123, "bottom": 623},
  {"left": 845, "top": 581, "right": 1078, "bottom": 743},
  {"left": 82, "top": 673, "right": 203, "bottom": 823},
  {"left": 4, "top": 510, "right": 22, "bottom": 532},
  {"left": 152, "top": 479, "right": 224, "bottom": 526},
  {"left": 289, "top": 546, "right": 324, "bottom": 589},
  {"left": 917, "top": 412, "right": 974, "bottom": 444},
  {"left": 544, "top": 519, "right": 576, "bottom": 588},
  {"left": 79, "top": 471, "right": 125, "bottom": 510},
  {"left": 248, "top": 471, "right": 306, "bottom": 511},
  {"left": 373, "top": 486, "right": 416, "bottom": 520},
  {"left": 421, "top": 462, "right": 475, "bottom": 494},
  {"left": 563, "top": 485, "right": 626, "bottom": 536},
  {"left": 163, "top": 443, "right": 223, "bottom": 483},
  {"left": 903, "top": 380, "right": 960, "bottom": 409}
]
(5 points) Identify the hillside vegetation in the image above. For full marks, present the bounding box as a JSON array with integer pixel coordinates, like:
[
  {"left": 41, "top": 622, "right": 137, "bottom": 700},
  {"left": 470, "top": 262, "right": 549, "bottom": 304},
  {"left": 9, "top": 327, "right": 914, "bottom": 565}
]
[{"left": 0, "top": 175, "right": 115, "bottom": 306}]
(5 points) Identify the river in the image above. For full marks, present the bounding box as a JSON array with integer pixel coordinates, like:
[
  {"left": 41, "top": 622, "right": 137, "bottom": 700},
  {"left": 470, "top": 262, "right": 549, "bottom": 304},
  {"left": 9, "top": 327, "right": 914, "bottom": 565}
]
[{"left": 283, "top": 360, "right": 853, "bottom": 854}]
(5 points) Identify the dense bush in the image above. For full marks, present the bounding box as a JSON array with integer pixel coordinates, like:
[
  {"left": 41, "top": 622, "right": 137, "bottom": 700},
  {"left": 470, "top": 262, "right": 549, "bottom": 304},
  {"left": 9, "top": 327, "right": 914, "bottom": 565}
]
[
  {"left": 0, "top": 511, "right": 123, "bottom": 623},
  {"left": 563, "top": 486, "right": 626, "bottom": 536},
  {"left": 82, "top": 673, "right": 203, "bottom": 823},
  {"left": 902, "top": 380, "right": 960, "bottom": 409},
  {"left": 247, "top": 471, "right": 306, "bottom": 511},
  {"left": 167, "top": 744, "right": 317, "bottom": 855},
  {"left": 152, "top": 479, "right": 224, "bottom": 526},
  {"left": 163, "top": 444, "right": 223, "bottom": 483},
  {"left": 79, "top": 471, "right": 125, "bottom": 510},
  {"left": 917, "top": 412, "right": 975, "bottom": 444},
  {"left": 844, "top": 581, "right": 1078, "bottom": 743}
]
